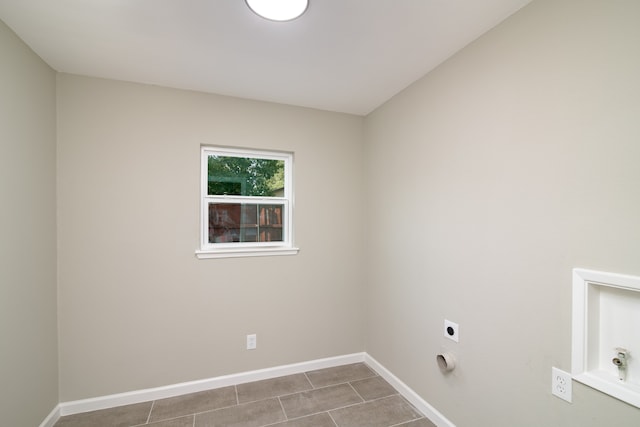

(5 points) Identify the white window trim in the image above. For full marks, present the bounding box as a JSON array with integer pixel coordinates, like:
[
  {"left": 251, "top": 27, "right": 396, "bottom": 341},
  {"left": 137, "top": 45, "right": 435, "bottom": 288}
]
[
  {"left": 195, "top": 247, "right": 299, "bottom": 259},
  {"left": 196, "top": 146, "right": 299, "bottom": 259}
]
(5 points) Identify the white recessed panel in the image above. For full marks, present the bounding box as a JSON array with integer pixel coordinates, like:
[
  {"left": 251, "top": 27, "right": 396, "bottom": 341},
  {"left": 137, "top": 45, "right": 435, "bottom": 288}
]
[{"left": 572, "top": 268, "right": 640, "bottom": 408}]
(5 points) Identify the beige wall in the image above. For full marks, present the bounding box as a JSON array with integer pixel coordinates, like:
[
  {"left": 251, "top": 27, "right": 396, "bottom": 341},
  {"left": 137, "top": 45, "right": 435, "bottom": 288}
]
[
  {"left": 56, "top": 74, "right": 365, "bottom": 401},
  {"left": 364, "top": 0, "right": 640, "bottom": 426},
  {"left": 0, "top": 19, "right": 58, "bottom": 426}
]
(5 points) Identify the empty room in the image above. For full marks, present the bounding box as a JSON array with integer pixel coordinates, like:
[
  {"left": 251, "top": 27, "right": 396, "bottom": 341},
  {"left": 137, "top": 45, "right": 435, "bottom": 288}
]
[{"left": 1, "top": 0, "right": 640, "bottom": 426}]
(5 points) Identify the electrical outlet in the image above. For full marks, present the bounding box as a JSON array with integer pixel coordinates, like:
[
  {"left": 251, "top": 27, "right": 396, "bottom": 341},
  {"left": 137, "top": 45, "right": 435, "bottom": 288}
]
[
  {"left": 552, "top": 367, "right": 572, "bottom": 403},
  {"left": 246, "top": 334, "right": 257, "bottom": 350},
  {"left": 444, "top": 319, "right": 459, "bottom": 342}
]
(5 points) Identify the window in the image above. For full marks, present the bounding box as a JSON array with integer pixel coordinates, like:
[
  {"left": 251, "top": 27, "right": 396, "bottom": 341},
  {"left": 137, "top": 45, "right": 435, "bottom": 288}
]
[{"left": 196, "top": 146, "right": 298, "bottom": 259}]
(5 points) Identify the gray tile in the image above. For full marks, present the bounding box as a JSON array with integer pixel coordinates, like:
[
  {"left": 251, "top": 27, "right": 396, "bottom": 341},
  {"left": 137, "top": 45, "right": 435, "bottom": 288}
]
[
  {"left": 396, "top": 418, "right": 438, "bottom": 427},
  {"left": 269, "top": 412, "right": 337, "bottom": 427},
  {"left": 140, "top": 415, "right": 195, "bottom": 427},
  {"left": 237, "top": 374, "right": 312, "bottom": 403},
  {"left": 330, "top": 395, "right": 422, "bottom": 427},
  {"left": 54, "top": 401, "right": 152, "bottom": 427},
  {"left": 350, "top": 376, "right": 397, "bottom": 401},
  {"left": 305, "top": 363, "right": 376, "bottom": 388},
  {"left": 195, "top": 398, "right": 285, "bottom": 427},
  {"left": 279, "top": 383, "right": 363, "bottom": 419},
  {"left": 149, "top": 386, "right": 237, "bottom": 422}
]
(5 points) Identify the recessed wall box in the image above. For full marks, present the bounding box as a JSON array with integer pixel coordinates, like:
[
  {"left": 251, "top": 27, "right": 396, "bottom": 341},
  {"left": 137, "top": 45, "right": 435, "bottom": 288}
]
[{"left": 572, "top": 268, "right": 640, "bottom": 408}]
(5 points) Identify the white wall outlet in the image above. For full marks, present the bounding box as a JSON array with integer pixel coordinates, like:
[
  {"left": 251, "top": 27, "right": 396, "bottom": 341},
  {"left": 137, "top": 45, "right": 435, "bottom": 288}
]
[
  {"left": 552, "top": 367, "right": 572, "bottom": 403},
  {"left": 246, "top": 334, "right": 257, "bottom": 350},
  {"left": 444, "top": 319, "right": 459, "bottom": 342}
]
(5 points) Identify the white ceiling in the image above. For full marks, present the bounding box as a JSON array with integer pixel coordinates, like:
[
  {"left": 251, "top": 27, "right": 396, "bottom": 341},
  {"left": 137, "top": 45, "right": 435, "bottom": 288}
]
[{"left": 0, "top": 0, "right": 532, "bottom": 115}]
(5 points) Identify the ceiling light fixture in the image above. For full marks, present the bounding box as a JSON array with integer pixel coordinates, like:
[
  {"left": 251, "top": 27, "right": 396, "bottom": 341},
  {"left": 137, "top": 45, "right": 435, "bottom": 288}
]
[{"left": 245, "top": 0, "right": 309, "bottom": 22}]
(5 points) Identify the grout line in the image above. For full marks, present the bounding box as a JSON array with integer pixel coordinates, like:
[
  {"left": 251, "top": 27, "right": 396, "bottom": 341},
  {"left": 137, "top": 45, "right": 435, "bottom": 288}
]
[
  {"left": 261, "top": 409, "right": 341, "bottom": 426},
  {"left": 145, "top": 400, "right": 154, "bottom": 424},
  {"left": 388, "top": 417, "right": 427, "bottom": 427},
  {"left": 187, "top": 401, "right": 244, "bottom": 420},
  {"left": 233, "top": 380, "right": 315, "bottom": 406},
  {"left": 327, "top": 410, "right": 339, "bottom": 427},
  {"left": 368, "top": 394, "right": 402, "bottom": 404},
  {"left": 188, "top": 396, "right": 282, "bottom": 419},
  {"left": 263, "top": 403, "right": 289, "bottom": 426},
  {"left": 281, "top": 409, "right": 339, "bottom": 422},
  {"left": 234, "top": 384, "right": 239, "bottom": 406},
  {"left": 290, "top": 379, "right": 360, "bottom": 395},
  {"left": 234, "top": 379, "right": 359, "bottom": 406},
  {"left": 131, "top": 413, "right": 196, "bottom": 427},
  {"left": 347, "top": 381, "right": 365, "bottom": 403},
  {"left": 324, "top": 393, "right": 405, "bottom": 421},
  {"left": 327, "top": 399, "right": 369, "bottom": 413},
  {"left": 303, "top": 372, "right": 314, "bottom": 389},
  {"left": 277, "top": 396, "right": 288, "bottom": 421}
]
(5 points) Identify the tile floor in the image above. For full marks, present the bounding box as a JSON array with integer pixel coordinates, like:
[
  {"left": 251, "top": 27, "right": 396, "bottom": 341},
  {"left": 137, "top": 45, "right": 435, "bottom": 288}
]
[{"left": 53, "top": 363, "right": 437, "bottom": 427}]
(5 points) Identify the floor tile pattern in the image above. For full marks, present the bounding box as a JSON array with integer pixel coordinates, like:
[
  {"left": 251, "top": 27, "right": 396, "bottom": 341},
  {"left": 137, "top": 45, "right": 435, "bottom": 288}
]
[{"left": 54, "top": 363, "right": 437, "bottom": 427}]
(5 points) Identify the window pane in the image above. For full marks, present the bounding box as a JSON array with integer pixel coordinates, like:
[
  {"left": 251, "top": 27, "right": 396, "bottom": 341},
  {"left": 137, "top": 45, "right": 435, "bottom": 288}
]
[
  {"left": 208, "top": 155, "right": 285, "bottom": 197},
  {"left": 208, "top": 203, "right": 284, "bottom": 243}
]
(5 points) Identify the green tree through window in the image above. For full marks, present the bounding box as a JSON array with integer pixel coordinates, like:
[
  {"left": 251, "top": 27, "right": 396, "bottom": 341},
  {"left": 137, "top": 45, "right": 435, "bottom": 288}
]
[{"left": 207, "top": 155, "right": 284, "bottom": 197}]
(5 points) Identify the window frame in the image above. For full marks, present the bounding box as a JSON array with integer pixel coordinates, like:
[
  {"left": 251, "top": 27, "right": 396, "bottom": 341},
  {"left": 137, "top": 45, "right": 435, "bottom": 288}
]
[{"left": 195, "top": 146, "right": 298, "bottom": 259}]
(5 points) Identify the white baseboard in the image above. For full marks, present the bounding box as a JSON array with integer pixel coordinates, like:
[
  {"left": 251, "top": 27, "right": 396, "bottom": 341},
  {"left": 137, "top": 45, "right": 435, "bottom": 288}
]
[
  {"left": 59, "top": 352, "right": 366, "bottom": 416},
  {"left": 38, "top": 405, "right": 60, "bottom": 427},
  {"left": 53, "top": 352, "right": 454, "bottom": 427},
  {"left": 364, "top": 354, "right": 456, "bottom": 427}
]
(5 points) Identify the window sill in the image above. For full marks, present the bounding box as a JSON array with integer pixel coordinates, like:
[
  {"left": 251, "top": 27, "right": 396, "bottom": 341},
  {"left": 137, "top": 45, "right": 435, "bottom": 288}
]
[{"left": 195, "top": 247, "right": 300, "bottom": 259}]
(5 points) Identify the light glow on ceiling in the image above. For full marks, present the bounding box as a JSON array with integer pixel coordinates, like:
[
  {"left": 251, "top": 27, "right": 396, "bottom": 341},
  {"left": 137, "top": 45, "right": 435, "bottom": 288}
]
[{"left": 245, "top": 0, "right": 309, "bottom": 22}]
